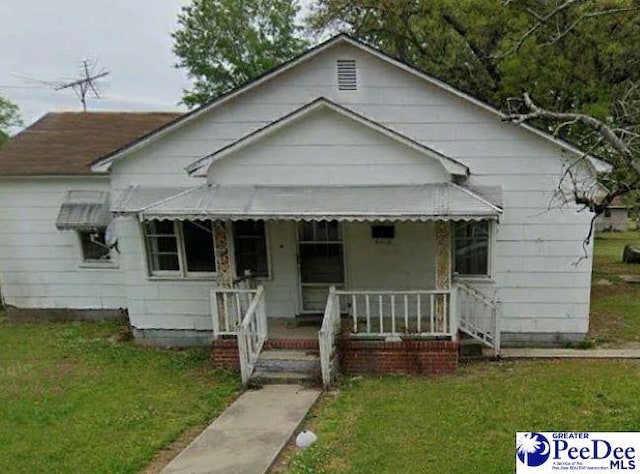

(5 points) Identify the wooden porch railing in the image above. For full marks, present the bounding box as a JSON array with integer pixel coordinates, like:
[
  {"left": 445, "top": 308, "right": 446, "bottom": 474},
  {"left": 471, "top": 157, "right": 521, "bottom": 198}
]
[
  {"left": 337, "top": 288, "right": 458, "bottom": 339},
  {"left": 457, "top": 281, "right": 500, "bottom": 356},
  {"left": 210, "top": 288, "right": 257, "bottom": 337},
  {"left": 319, "top": 286, "right": 340, "bottom": 388},
  {"left": 237, "top": 285, "right": 267, "bottom": 385}
]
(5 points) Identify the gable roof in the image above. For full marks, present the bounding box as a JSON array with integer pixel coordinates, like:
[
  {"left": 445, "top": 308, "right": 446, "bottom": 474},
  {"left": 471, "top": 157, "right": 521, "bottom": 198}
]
[
  {"left": 186, "top": 97, "right": 469, "bottom": 177},
  {"left": 91, "top": 33, "right": 606, "bottom": 174},
  {"left": 0, "top": 111, "right": 180, "bottom": 176}
]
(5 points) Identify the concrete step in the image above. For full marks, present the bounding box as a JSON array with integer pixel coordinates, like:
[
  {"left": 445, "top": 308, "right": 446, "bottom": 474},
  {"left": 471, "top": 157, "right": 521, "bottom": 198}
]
[
  {"left": 250, "top": 369, "right": 319, "bottom": 386},
  {"left": 255, "top": 349, "right": 321, "bottom": 373}
]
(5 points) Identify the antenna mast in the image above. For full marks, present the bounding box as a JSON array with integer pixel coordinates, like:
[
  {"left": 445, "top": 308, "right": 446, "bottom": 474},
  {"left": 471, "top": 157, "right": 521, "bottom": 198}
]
[{"left": 55, "top": 59, "right": 110, "bottom": 111}]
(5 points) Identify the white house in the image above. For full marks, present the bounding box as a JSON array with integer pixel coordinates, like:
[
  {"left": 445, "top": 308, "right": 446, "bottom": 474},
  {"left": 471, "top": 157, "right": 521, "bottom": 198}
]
[{"left": 0, "top": 35, "right": 601, "bottom": 381}]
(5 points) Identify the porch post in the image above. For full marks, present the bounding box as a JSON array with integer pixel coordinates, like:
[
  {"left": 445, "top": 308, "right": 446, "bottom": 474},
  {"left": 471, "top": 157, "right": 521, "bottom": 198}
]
[
  {"left": 435, "top": 221, "right": 452, "bottom": 333},
  {"left": 214, "top": 220, "right": 233, "bottom": 288}
]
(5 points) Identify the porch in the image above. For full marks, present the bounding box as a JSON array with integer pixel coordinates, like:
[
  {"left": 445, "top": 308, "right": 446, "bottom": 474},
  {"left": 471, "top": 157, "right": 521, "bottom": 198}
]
[{"left": 210, "top": 281, "right": 500, "bottom": 387}]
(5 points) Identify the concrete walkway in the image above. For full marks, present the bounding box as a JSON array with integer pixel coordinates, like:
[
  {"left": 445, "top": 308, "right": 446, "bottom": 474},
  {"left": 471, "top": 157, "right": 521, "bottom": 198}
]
[
  {"left": 501, "top": 348, "right": 640, "bottom": 359},
  {"left": 162, "top": 385, "right": 321, "bottom": 474}
]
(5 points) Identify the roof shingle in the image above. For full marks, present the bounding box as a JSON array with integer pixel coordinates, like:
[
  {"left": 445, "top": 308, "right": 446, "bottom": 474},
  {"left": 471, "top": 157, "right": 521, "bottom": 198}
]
[{"left": 0, "top": 111, "right": 181, "bottom": 176}]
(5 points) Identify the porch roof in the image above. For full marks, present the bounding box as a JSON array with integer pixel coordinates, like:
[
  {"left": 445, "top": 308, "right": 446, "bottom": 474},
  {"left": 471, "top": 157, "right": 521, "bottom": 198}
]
[{"left": 117, "top": 184, "right": 501, "bottom": 222}]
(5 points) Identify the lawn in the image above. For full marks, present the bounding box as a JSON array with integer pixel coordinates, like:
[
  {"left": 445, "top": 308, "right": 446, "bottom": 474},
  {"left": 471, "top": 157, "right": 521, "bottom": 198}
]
[
  {"left": 589, "top": 230, "right": 640, "bottom": 344},
  {"left": 0, "top": 316, "right": 240, "bottom": 473},
  {"left": 285, "top": 360, "right": 640, "bottom": 473}
]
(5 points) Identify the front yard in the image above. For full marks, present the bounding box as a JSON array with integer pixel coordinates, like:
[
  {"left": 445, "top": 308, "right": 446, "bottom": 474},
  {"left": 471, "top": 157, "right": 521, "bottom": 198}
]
[
  {"left": 0, "top": 316, "right": 240, "bottom": 473},
  {"left": 284, "top": 360, "right": 640, "bottom": 473},
  {"left": 281, "top": 231, "right": 640, "bottom": 473},
  {"left": 589, "top": 230, "right": 640, "bottom": 345}
]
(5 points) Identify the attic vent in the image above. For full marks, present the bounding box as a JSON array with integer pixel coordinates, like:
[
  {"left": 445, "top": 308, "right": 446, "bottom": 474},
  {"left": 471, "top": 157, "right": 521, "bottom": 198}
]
[{"left": 337, "top": 59, "right": 357, "bottom": 91}]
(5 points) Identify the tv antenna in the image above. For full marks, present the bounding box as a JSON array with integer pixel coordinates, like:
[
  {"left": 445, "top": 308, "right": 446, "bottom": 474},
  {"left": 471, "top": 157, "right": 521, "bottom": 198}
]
[{"left": 54, "top": 59, "right": 110, "bottom": 111}]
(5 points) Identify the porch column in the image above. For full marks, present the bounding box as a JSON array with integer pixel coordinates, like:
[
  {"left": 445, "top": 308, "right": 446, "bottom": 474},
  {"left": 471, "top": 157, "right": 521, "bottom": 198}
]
[
  {"left": 214, "top": 221, "right": 233, "bottom": 288},
  {"left": 435, "top": 221, "right": 452, "bottom": 331}
]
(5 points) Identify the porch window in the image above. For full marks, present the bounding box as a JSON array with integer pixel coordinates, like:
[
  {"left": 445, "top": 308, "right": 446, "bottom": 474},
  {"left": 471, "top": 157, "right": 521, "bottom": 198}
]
[
  {"left": 78, "top": 229, "right": 111, "bottom": 262},
  {"left": 143, "top": 220, "right": 216, "bottom": 277},
  {"left": 233, "top": 220, "right": 269, "bottom": 278},
  {"left": 454, "top": 221, "right": 489, "bottom": 277}
]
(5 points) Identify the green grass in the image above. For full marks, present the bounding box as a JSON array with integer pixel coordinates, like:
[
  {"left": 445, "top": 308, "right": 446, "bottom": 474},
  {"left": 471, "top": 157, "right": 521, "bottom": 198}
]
[
  {"left": 593, "top": 230, "right": 640, "bottom": 278},
  {"left": 0, "top": 317, "right": 240, "bottom": 473},
  {"left": 287, "top": 361, "right": 640, "bottom": 473},
  {"left": 589, "top": 231, "right": 640, "bottom": 344}
]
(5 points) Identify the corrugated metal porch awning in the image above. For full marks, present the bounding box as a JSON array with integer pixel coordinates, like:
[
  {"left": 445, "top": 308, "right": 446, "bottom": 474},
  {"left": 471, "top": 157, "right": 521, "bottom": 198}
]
[
  {"left": 56, "top": 190, "right": 111, "bottom": 230},
  {"left": 123, "top": 184, "right": 501, "bottom": 222}
]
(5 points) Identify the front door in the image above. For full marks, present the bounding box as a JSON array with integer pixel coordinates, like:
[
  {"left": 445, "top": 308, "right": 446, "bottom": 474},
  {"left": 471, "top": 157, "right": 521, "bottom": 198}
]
[{"left": 297, "top": 221, "right": 345, "bottom": 312}]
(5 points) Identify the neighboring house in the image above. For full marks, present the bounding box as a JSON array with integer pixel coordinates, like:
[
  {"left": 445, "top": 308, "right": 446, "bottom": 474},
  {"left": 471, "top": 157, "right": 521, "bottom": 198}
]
[
  {"left": 594, "top": 197, "right": 629, "bottom": 232},
  {"left": 0, "top": 35, "right": 602, "bottom": 381}
]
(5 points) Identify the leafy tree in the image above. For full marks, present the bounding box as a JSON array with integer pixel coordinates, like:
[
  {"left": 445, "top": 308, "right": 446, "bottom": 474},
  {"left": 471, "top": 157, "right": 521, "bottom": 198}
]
[
  {"left": 0, "top": 95, "right": 21, "bottom": 146},
  {"left": 173, "top": 0, "right": 309, "bottom": 107},
  {"left": 308, "top": 0, "right": 640, "bottom": 232}
]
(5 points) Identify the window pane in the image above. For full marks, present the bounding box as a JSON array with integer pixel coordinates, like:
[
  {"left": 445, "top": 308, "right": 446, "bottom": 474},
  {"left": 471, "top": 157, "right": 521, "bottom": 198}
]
[
  {"left": 454, "top": 221, "right": 489, "bottom": 276},
  {"left": 79, "top": 230, "right": 111, "bottom": 261},
  {"left": 298, "top": 221, "right": 341, "bottom": 242},
  {"left": 145, "top": 220, "right": 179, "bottom": 272},
  {"left": 183, "top": 220, "right": 216, "bottom": 273},
  {"left": 300, "top": 243, "right": 344, "bottom": 283},
  {"left": 146, "top": 220, "right": 174, "bottom": 235},
  {"left": 233, "top": 220, "right": 268, "bottom": 277}
]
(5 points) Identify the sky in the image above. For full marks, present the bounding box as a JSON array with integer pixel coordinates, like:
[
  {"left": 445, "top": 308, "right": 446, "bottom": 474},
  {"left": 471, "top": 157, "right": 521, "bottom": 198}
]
[{"left": 0, "top": 0, "right": 193, "bottom": 131}]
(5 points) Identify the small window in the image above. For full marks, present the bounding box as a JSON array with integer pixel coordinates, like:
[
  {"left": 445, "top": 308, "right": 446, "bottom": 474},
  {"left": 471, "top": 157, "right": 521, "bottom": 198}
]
[
  {"left": 371, "top": 225, "right": 395, "bottom": 239},
  {"left": 337, "top": 59, "right": 357, "bottom": 91},
  {"left": 454, "top": 221, "right": 490, "bottom": 277},
  {"left": 144, "top": 220, "right": 180, "bottom": 273},
  {"left": 78, "top": 230, "right": 111, "bottom": 262},
  {"left": 604, "top": 208, "right": 612, "bottom": 218},
  {"left": 233, "top": 220, "right": 269, "bottom": 278}
]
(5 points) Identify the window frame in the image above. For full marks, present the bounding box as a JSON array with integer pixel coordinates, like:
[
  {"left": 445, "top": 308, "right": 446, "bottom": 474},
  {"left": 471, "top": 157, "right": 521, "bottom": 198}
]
[
  {"left": 143, "top": 220, "right": 218, "bottom": 280},
  {"left": 230, "top": 220, "right": 272, "bottom": 280},
  {"left": 76, "top": 228, "right": 115, "bottom": 267},
  {"left": 452, "top": 220, "right": 494, "bottom": 280}
]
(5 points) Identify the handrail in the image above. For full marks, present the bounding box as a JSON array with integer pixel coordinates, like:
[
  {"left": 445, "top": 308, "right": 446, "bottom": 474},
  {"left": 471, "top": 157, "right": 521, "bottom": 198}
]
[
  {"left": 237, "top": 285, "right": 267, "bottom": 385},
  {"left": 319, "top": 286, "right": 340, "bottom": 388},
  {"left": 210, "top": 287, "right": 258, "bottom": 338},
  {"left": 456, "top": 281, "right": 500, "bottom": 356}
]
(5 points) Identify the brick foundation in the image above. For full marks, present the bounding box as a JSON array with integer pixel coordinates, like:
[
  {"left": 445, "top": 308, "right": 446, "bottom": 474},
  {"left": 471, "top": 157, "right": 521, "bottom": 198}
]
[
  {"left": 211, "top": 339, "right": 240, "bottom": 370},
  {"left": 338, "top": 338, "right": 459, "bottom": 375},
  {"left": 212, "top": 337, "right": 458, "bottom": 375}
]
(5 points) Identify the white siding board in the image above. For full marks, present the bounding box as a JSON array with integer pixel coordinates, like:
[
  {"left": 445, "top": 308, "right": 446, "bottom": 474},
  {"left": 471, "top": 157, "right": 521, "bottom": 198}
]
[
  {"left": 0, "top": 179, "right": 125, "bottom": 310},
  {"left": 95, "top": 42, "right": 594, "bottom": 337}
]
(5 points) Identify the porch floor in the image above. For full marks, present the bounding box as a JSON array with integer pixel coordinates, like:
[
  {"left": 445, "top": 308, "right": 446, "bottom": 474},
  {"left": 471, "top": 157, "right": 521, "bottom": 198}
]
[{"left": 267, "top": 318, "right": 319, "bottom": 339}]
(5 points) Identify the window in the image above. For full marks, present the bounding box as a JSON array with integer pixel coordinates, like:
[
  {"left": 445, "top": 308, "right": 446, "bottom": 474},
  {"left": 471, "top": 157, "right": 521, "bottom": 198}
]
[
  {"left": 454, "top": 221, "right": 490, "bottom": 277},
  {"left": 604, "top": 208, "right": 612, "bottom": 218},
  {"left": 233, "top": 220, "right": 269, "bottom": 278},
  {"left": 143, "top": 220, "right": 216, "bottom": 277},
  {"left": 78, "top": 229, "right": 111, "bottom": 262}
]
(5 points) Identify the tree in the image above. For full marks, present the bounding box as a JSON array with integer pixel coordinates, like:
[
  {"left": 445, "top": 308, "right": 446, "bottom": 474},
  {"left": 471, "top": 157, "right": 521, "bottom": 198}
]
[
  {"left": 173, "top": 0, "right": 309, "bottom": 107},
  {"left": 308, "top": 0, "right": 640, "bottom": 235},
  {"left": 0, "top": 95, "right": 21, "bottom": 146}
]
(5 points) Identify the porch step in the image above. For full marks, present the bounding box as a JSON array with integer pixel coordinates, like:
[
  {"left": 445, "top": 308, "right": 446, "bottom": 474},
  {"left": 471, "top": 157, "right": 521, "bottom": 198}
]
[
  {"left": 250, "top": 369, "right": 319, "bottom": 385},
  {"left": 255, "top": 349, "right": 321, "bottom": 373},
  {"left": 251, "top": 349, "right": 321, "bottom": 385}
]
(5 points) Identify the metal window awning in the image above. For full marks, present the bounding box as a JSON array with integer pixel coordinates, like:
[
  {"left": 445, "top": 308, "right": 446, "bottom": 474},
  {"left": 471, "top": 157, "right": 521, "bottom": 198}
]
[
  {"left": 117, "top": 184, "right": 502, "bottom": 222},
  {"left": 56, "top": 190, "right": 111, "bottom": 230}
]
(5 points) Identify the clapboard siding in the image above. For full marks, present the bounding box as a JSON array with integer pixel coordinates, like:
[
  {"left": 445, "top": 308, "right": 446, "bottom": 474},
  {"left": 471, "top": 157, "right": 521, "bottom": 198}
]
[
  {"left": 0, "top": 178, "right": 126, "bottom": 310},
  {"left": 104, "top": 41, "right": 592, "bottom": 336},
  {"left": 115, "top": 216, "right": 218, "bottom": 330}
]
